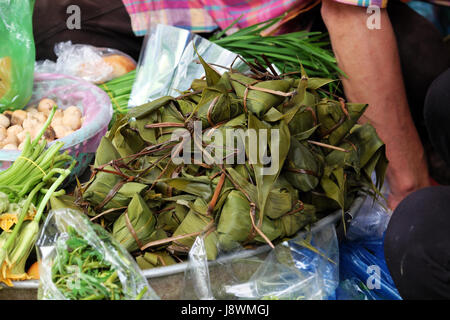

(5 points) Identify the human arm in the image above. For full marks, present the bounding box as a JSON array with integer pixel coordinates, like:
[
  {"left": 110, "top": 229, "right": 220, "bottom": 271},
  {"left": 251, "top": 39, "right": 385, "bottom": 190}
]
[{"left": 320, "top": 0, "right": 431, "bottom": 209}]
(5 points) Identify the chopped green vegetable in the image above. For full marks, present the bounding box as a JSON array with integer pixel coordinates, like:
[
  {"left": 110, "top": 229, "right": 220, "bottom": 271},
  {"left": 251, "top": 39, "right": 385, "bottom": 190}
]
[{"left": 51, "top": 226, "right": 146, "bottom": 300}]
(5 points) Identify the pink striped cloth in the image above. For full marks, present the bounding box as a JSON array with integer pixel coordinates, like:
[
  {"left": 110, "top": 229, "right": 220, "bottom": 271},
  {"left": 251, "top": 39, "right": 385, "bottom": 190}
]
[
  {"left": 121, "top": 0, "right": 444, "bottom": 36},
  {"left": 122, "top": 0, "right": 305, "bottom": 36}
]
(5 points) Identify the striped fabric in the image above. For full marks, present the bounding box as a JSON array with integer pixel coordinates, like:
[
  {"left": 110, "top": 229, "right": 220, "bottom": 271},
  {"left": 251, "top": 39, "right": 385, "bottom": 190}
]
[
  {"left": 121, "top": 0, "right": 446, "bottom": 36},
  {"left": 123, "top": 0, "right": 216, "bottom": 36},
  {"left": 334, "top": 0, "right": 388, "bottom": 7},
  {"left": 122, "top": 0, "right": 305, "bottom": 36}
]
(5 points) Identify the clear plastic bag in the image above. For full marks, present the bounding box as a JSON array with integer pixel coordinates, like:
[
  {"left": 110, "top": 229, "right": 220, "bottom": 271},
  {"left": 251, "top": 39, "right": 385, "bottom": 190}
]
[
  {"left": 183, "top": 236, "right": 214, "bottom": 300},
  {"left": 345, "top": 197, "right": 391, "bottom": 241},
  {"left": 183, "top": 223, "right": 340, "bottom": 300},
  {"left": 36, "top": 208, "right": 159, "bottom": 300},
  {"left": 35, "top": 41, "right": 136, "bottom": 84},
  {"left": 345, "top": 174, "right": 391, "bottom": 241},
  {"left": 129, "top": 24, "right": 248, "bottom": 107},
  {"left": 0, "top": 0, "right": 35, "bottom": 112}
]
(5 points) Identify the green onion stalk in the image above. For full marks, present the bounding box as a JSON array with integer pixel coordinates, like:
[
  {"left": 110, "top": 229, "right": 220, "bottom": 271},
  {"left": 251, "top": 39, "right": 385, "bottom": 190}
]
[
  {"left": 210, "top": 16, "right": 343, "bottom": 92},
  {"left": 0, "top": 106, "right": 76, "bottom": 285},
  {"left": 98, "top": 70, "right": 136, "bottom": 125}
]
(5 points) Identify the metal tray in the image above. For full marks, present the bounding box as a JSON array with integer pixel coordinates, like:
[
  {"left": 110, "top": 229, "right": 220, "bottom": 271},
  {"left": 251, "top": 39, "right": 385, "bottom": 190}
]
[{"left": 0, "top": 195, "right": 365, "bottom": 299}]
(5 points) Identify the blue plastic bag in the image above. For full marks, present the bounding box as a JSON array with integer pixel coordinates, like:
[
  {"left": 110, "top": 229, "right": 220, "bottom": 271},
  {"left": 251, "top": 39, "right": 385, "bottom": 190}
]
[
  {"left": 337, "top": 237, "right": 402, "bottom": 300},
  {"left": 336, "top": 191, "right": 401, "bottom": 300}
]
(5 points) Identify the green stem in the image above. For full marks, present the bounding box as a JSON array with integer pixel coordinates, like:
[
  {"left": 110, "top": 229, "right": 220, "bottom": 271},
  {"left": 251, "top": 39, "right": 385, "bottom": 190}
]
[
  {"left": 16, "top": 142, "right": 65, "bottom": 189},
  {"left": 39, "top": 188, "right": 66, "bottom": 197},
  {"left": 104, "top": 270, "right": 118, "bottom": 287},
  {"left": 18, "top": 176, "right": 43, "bottom": 198},
  {"left": 32, "top": 106, "right": 57, "bottom": 148},
  {"left": 81, "top": 294, "right": 105, "bottom": 300},
  {"left": 12, "top": 143, "right": 65, "bottom": 194},
  {"left": 0, "top": 182, "right": 44, "bottom": 265},
  {"left": 135, "top": 287, "right": 148, "bottom": 300},
  {"left": 34, "top": 161, "right": 75, "bottom": 223},
  {"left": 5, "top": 140, "right": 47, "bottom": 186},
  {"left": 0, "top": 135, "right": 33, "bottom": 183}
]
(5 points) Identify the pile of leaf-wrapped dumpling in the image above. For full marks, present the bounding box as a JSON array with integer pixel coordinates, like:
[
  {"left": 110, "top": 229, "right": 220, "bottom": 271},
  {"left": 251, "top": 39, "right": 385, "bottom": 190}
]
[{"left": 73, "top": 56, "right": 388, "bottom": 267}]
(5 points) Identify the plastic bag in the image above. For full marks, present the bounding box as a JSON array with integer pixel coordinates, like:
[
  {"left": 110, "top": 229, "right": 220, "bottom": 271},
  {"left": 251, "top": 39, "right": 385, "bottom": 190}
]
[
  {"left": 0, "top": 0, "right": 36, "bottom": 112},
  {"left": 337, "top": 238, "right": 401, "bottom": 300},
  {"left": 35, "top": 41, "right": 136, "bottom": 84},
  {"left": 183, "top": 236, "right": 214, "bottom": 300},
  {"left": 129, "top": 24, "right": 248, "bottom": 107},
  {"left": 36, "top": 208, "right": 159, "bottom": 300},
  {"left": 183, "top": 223, "right": 340, "bottom": 300},
  {"left": 0, "top": 73, "right": 113, "bottom": 180},
  {"left": 337, "top": 179, "right": 400, "bottom": 300},
  {"left": 345, "top": 173, "right": 391, "bottom": 241},
  {"left": 345, "top": 197, "right": 391, "bottom": 241}
]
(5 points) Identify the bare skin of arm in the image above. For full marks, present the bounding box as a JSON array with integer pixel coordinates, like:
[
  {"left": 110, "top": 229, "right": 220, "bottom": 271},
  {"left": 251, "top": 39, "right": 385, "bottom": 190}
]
[{"left": 320, "top": 0, "right": 430, "bottom": 210}]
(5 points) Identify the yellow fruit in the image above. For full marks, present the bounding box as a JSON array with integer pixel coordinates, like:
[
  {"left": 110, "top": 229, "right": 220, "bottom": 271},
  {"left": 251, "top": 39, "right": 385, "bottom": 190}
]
[
  {"left": 0, "top": 56, "right": 12, "bottom": 100},
  {"left": 27, "top": 261, "right": 39, "bottom": 280},
  {"left": 102, "top": 54, "right": 136, "bottom": 79}
]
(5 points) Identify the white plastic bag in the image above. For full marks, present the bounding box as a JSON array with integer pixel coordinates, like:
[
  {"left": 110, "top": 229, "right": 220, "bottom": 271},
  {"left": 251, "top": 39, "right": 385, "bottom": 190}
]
[{"left": 35, "top": 41, "right": 136, "bottom": 84}]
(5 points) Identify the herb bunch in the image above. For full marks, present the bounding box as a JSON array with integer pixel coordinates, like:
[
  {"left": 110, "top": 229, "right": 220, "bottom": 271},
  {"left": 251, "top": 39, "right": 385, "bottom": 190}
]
[
  {"left": 210, "top": 16, "right": 343, "bottom": 81},
  {"left": 51, "top": 225, "right": 148, "bottom": 300}
]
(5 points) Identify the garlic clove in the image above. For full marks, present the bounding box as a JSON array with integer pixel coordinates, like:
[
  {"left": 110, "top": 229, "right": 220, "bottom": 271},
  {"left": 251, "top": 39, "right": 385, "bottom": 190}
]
[
  {"left": 11, "top": 110, "right": 27, "bottom": 126},
  {"left": 38, "top": 98, "right": 56, "bottom": 115},
  {"left": 0, "top": 114, "right": 10, "bottom": 128}
]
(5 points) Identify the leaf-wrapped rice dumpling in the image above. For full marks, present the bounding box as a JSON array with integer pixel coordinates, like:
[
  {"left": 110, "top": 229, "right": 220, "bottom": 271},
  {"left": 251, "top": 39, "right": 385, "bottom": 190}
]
[
  {"left": 129, "top": 110, "right": 158, "bottom": 144},
  {"left": 217, "top": 190, "right": 284, "bottom": 250},
  {"left": 265, "top": 176, "right": 297, "bottom": 219},
  {"left": 112, "top": 194, "right": 158, "bottom": 252},
  {"left": 284, "top": 138, "right": 322, "bottom": 192},
  {"left": 316, "top": 99, "right": 367, "bottom": 146},
  {"left": 109, "top": 116, "right": 146, "bottom": 158},
  {"left": 286, "top": 93, "right": 318, "bottom": 136},
  {"left": 136, "top": 251, "right": 176, "bottom": 270},
  {"left": 217, "top": 190, "right": 252, "bottom": 251},
  {"left": 82, "top": 137, "right": 146, "bottom": 213},
  {"left": 230, "top": 73, "right": 293, "bottom": 117},
  {"left": 84, "top": 179, "right": 147, "bottom": 214},
  {"left": 50, "top": 194, "right": 87, "bottom": 213},
  {"left": 77, "top": 52, "right": 388, "bottom": 267},
  {"left": 196, "top": 87, "right": 242, "bottom": 128},
  {"left": 171, "top": 198, "right": 218, "bottom": 260},
  {"left": 280, "top": 203, "right": 316, "bottom": 237},
  {"left": 156, "top": 203, "right": 189, "bottom": 233},
  {"left": 325, "top": 123, "right": 388, "bottom": 190}
]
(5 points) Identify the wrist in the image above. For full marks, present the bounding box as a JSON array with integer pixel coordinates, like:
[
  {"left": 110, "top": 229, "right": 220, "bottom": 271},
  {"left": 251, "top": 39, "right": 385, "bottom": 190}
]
[{"left": 387, "top": 163, "right": 431, "bottom": 196}]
